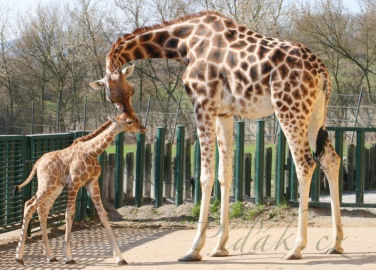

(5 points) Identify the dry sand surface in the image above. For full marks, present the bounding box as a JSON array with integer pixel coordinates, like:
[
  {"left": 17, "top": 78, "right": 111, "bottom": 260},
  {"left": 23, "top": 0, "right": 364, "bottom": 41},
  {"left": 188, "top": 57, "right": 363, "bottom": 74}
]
[{"left": 1, "top": 204, "right": 376, "bottom": 270}]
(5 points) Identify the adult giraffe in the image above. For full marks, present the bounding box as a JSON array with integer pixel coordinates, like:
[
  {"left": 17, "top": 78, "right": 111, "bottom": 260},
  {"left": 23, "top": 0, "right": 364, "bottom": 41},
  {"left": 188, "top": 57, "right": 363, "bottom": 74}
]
[{"left": 90, "top": 11, "right": 343, "bottom": 261}]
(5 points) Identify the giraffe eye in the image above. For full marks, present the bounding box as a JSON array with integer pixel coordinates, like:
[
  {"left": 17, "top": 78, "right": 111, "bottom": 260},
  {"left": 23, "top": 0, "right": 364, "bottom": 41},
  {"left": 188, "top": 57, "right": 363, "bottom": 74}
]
[{"left": 126, "top": 120, "right": 133, "bottom": 125}]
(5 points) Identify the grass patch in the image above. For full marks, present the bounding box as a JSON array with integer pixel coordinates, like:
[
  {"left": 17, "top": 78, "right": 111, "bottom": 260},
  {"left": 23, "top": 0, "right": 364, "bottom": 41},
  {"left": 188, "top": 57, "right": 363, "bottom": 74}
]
[
  {"left": 245, "top": 204, "right": 265, "bottom": 220},
  {"left": 191, "top": 204, "right": 200, "bottom": 218},
  {"left": 230, "top": 201, "right": 244, "bottom": 219},
  {"left": 210, "top": 199, "right": 221, "bottom": 219}
]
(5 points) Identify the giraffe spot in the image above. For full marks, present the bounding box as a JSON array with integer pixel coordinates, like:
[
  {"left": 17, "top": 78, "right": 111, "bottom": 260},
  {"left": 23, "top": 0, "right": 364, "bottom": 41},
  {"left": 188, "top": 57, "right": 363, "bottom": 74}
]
[
  {"left": 248, "top": 55, "right": 256, "bottom": 62},
  {"left": 250, "top": 65, "right": 259, "bottom": 81},
  {"left": 246, "top": 30, "right": 254, "bottom": 35},
  {"left": 195, "top": 39, "right": 209, "bottom": 57},
  {"left": 280, "top": 43, "right": 291, "bottom": 52},
  {"left": 197, "top": 113, "right": 203, "bottom": 121},
  {"left": 306, "top": 98, "right": 313, "bottom": 106},
  {"left": 133, "top": 47, "right": 144, "bottom": 59},
  {"left": 165, "top": 49, "right": 178, "bottom": 58},
  {"left": 81, "top": 172, "right": 89, "bottom": 180},
  {"left": 208, "top": 64, "right": 218, "bottom": 79},
  {"left": 255, "top": 84, "right": 263, "bottom": 95},
  {"left": 303, "top": 71, "right": 315, "bottom": 87},
  {"left": 121, "top": 52, "right": 131, "bottom": 62},
  {"left": 189, "top": 61, "right": 206, "bottom": 80},
  {"left": 247, "top": 45, "right": 256, "bottom": 53},
  {"left": 275, "top": 100, "right": 283, "bottom": 108},
  {"left": 304, "top": 60, "right": 313, "bottom": 70},
  {"left": 212, "top": 21, "right": 224, "bottom": 32},
  {"left": 155, "top": 31, "right": 169, "bottom": 45},
  {"left": 289, "top": 70, "right": 300, "bottom": 80},
  {"left": 235, "top": 70, "right": 249, "bottom": 84},
  {"left": 240, "top": 51, "right": 246, "bottom": 58},
  {"left": 258, "top": 46, "right": 270, "bottom": 59},
  {"left": 140, "top": 32, "right": 153, "bottom": 42},
  {"left": 173, "top": 26, "right": 193, "bottom": 38},
  {"left": 286, "top": 56, "right": 302, "bottom": 69},
  {"left": 283, "top": 94, "right": 293, "bottom": 105},
  {"left": 238, "top": 26, "right": 246, "bottom": 32},
  {"left": 213, "top": 34, "right": 226, "bottom": 48},
  {"left": 179, "top": 43, "right": 188, "bottom": 57},
  {"left": 245, "top": 85, "right": 254, "bottom": 99},
  {"left": 271, "top": 49, "right": 286, "bottom": 65},
  {"left": 260, "top": 39, "right": 270, "bottom": 47},
  {"left": 226, "top": 51, "right": 238, "bottom": 68},
  {"left": 203, "top": 15, "right": 217, "bottom": 23},
  {"left": 301, "top": 84, "right": 309, "bottom": 96},
  {"left": 309, "top": 54, "right": 317, "bottom": 62},
  {"left": 231, "top": 40, "right": 247, "bottom": 49},
  {"left": 279, "top": 64, "right": 289, "bottom": 80},
  {"left": 291, "top": 105, "right": 300, "bottom": 112},
  {"left": 261, "top": 61, "right": 273, "bottom": 74},
  {"left": 236, "top": 83, "right": 242, "bottom": 94},
  {"left": 196, "top": 24, "right": 209, "bottom": 36},
  {"left": 289, "top": 48, "right": 301, "bottom": 57},
  {"left": 189, "top": 36, "right": 200, "bottom": 47},
  {"left": 281, "top": 104, "right": 289, "bottom": 112},
  {"left": 144, "top": 43, "right": 160, "bottom": 58},
  {"left": 224, "top": 19, "right": 236, "bottom": 28},
  {"left": 197, "top": 86, "right": 206, "bottom": 95},
  {"left": 261, "top": 74, "right": 270, "bottom": 86},
  {"left": 126, "top": 40, "right": 137, "bottom": 50},
  {"left": 166, "top": 38, "right": 179, "bottom": 48},
  {"left": 247, "top": 36, "right": 257, "bottom": 43},
  {"left": 208, "top": 49, "right": 225, "bottom": 63},
  {"left": 292, "top": 89, "right": 301, "bottom": 99},
  {"left": 241, "top": 62, "right": 249, "bottom": 71},
  {"left": 208, "top": 81, "right": 219, "bottom": 97},
  {"left": 254, "top": 34, "right": 263, "bottom": 38},
  {"left": 224, "top": 29, "right": 237, "bottom": 42}
]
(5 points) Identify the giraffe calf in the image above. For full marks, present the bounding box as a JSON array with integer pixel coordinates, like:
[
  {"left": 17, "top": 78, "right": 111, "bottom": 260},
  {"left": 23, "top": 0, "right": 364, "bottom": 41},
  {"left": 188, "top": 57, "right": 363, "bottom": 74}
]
[{"left": 14, "top": 112, "right": 145, "bottom": 265}]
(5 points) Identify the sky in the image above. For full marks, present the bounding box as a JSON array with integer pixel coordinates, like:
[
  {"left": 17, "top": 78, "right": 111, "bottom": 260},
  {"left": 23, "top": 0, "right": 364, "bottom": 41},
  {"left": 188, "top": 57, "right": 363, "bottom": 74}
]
[{"left": 3, "top": 0, "right": 362, "bottom": 17}]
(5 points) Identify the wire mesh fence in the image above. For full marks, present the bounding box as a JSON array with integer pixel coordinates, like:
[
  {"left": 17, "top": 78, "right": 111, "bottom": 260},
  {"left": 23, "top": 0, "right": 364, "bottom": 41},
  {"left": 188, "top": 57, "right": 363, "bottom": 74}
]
[{"left": 1, "top": 92, "right": 376, "bottom": 143}]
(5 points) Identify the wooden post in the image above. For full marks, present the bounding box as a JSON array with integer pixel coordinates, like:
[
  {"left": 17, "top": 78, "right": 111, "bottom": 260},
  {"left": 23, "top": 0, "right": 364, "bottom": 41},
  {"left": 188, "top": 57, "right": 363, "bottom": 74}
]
[
  {"left": 185, "top": 139, "right": 192, "bottom": 200},
  {"left": 144, "top": 143, "right": 152, "bottom": 197},
  {"left": 124, "top": 152, "right": 134, "bottom": 198},
  {"left": 164, "top": 141, "right": 172, "bottom": 198},
  {"left": 244, "top": 153, "right": 252, "bottom": 197},
  {"left": 264, "top": 147, "right": 272, "bottom": 197}
]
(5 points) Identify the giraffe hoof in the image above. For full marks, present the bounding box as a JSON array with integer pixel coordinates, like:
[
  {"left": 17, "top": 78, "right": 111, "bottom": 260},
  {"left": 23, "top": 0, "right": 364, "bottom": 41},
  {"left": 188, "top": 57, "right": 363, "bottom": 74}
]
[
  {"left": 15, "top": 258, "right": 24, "bottom": 265},
  {"left": 283, "top": 252, "right": 302, "bottom": 260},
  {"left": 117, "top": 259, "right": 128, "bottom": 265},
  {"left": 325, "top": 247, "right": 344, "bottom": 254},
  {"left": 210, "top": 249, "right": 229, "bottom": 257},
  {"left": 65, "top": 259, "right": 77, "bottom": 264},
  {"left": 48, "top": 257, "right": 58, "bottom": 262},
  {"left": 178, "top": 252, "right": 202, "bottom": 262}
]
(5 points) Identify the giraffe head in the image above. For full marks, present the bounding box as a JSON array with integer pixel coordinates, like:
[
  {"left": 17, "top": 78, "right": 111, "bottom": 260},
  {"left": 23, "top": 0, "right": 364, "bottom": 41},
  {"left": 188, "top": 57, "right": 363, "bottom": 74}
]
[
  {"left": 89, "top": 65, "right": 136, "bottom": 115},
  {"left": 111, "top": 112, "right": 146, "bottom": 134}
]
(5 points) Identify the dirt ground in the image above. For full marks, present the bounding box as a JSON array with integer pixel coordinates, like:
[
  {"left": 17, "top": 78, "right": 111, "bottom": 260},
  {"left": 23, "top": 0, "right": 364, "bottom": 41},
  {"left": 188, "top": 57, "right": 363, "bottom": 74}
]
[{"left": 1, "top": 202, "right": 376, "bottom": 270}]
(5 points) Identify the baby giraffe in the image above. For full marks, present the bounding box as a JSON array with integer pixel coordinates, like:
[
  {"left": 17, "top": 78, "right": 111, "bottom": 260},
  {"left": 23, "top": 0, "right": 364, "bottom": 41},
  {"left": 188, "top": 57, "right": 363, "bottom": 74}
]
[{"left": 14, "top": 112, "right": 145, "bottom": 265}]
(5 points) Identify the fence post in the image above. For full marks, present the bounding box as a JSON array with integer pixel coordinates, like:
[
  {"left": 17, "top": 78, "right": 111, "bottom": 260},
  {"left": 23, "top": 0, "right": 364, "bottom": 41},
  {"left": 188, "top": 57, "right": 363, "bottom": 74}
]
[
  {"left": 115, "top": 132, "right": 124, "bottom": 208},
  {"left": 370, "top": 144, "right": 376, "bottom": 189},
  {"left": 335, "top": 129, "right": 344, "bottom": 202},
  {"left": 355, "top": 129, "right": 365, "bottom": 204},
  {"left": 311, "top": 164, "right": 320, "bottom": 202},
  {"left": 264, "top": 147, "right": 272, "bottom": 198},
  {"left": 135, "top": 133, "right": 145, "bottom": 207},
  {"left": 244, "top": 153, "right": 252, "bottom": 197},
  {"left": 154, "top": 127, "right": 165, "bottom": 207},
  {"left": 144, "top": 143, "right": 152, "bottom": 197},
  {"left": 289, "top": 158, "right": 298, "bottom": 201},
  {"left": 194, "top": 135, "right": 201, "bottom": 205},
  {"left": 255, "top": 120, "right": 264, "bottom": 205},
  {"left": 235, "top": 121, "right": 245, "bottom": 202},
  {"left": 214, "top": 142, "right": 221, "bottom": 201},
  {"left": 175, "top": 125, "right": 185, "bottom": 206},
  {"left": 164, "top": 141, "right": 172, "bottom": 198},
  {"left": 276, "top": 125, "right": 286, "bottom": 204},
  {"left": 345, "top": 144, "right": 355, "bottom": 191},
  {"left": 6, "top": 105, "right": 9, "bottom": 134},
  {"left": 124, "top": 152, "right": 134, "bottom": 198},
  {"left": 185, "top": 139, "right": 192, "bottom": 200},
  {"left": 56, "top": 98, "right": 60, "bottom": 133}
]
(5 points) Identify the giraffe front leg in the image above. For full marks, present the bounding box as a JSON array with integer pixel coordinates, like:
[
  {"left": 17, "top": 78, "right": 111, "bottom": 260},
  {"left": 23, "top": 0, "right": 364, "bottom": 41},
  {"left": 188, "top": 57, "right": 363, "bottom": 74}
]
[
  {"left": 210, "top": 116, "right": 233, "bottom": 257},
  {"left": 86, "top": 180, "right": 127, "bottom": 265},
  {"left": 38, "top": 206, "right": 58, "bottom": 262},
  {"left": 63, "top": 186, "right": 78, "bottom": 264},
  {"left": 178, "top": 114, "right": 216, "bottom": 262}
]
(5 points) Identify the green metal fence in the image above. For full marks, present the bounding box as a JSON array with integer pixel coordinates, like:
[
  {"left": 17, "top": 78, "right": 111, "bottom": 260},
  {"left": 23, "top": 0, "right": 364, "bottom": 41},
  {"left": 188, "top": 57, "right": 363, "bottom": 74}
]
[{"left": 0, "top": 132, "right": 91, "bottom": 234}]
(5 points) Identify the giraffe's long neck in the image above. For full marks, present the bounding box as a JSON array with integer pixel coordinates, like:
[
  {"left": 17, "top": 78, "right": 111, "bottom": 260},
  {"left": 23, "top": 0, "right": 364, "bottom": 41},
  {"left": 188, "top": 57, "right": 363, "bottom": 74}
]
[
  {"left": 84, "top": 123, "right": 122, "bottom": 157},
  {"left": 106, "top": 24, "right": 192, "bottom": 72}
]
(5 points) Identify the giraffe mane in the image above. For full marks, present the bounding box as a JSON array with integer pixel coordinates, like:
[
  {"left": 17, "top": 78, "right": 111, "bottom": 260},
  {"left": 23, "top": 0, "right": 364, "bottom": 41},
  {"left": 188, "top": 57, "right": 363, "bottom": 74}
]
[
  {"left": 71, "top": 120, "right": 112, "bottom": 145},
  {"left": 107, "top": 10, "right": 227, "bottom": 69}
]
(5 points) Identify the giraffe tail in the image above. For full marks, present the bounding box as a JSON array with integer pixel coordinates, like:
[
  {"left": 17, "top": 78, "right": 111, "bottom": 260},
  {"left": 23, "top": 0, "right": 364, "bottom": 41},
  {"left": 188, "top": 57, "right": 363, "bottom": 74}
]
[
  {"left": 13, "top": 159, "right": 40, "bottom": 196},
  {"left": 313, "top": 70, "right": 332, "bottom": 161}
]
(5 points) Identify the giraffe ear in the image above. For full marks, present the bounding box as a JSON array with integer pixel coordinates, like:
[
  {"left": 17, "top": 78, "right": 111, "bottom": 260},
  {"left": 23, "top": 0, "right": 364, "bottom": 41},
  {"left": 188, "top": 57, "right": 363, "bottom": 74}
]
[
  {"left": 122, "top": 64, "right": 135, "bottom": 78},
  {"left": 89, "top": 78, "right": 106, "bottom": 89}
]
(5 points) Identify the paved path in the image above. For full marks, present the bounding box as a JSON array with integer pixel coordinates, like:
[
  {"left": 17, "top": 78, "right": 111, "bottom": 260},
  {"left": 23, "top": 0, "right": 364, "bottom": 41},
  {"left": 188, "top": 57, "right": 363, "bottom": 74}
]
[{"left": 1, "top": 223, "right": 376, "bottom": 270}]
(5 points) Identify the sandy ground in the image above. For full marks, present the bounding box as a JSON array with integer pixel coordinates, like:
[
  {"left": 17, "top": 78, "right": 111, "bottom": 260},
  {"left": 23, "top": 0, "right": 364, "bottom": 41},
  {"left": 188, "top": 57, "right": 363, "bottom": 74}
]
[{"left": 1, "top": 204, "right": 376, "bottom": 270}]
